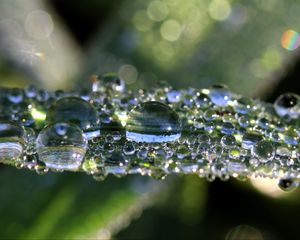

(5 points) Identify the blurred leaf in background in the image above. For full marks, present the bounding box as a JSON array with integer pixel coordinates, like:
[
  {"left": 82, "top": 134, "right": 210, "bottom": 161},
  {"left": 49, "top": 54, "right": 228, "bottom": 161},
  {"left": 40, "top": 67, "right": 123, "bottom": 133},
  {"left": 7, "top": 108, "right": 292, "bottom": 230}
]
[{"left": 0, "top": 0, "right": 300, "bottom": 239}]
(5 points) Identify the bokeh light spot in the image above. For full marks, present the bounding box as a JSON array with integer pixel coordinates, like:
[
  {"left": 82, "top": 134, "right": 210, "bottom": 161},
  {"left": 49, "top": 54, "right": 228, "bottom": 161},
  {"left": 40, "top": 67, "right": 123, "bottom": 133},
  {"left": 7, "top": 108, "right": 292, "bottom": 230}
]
[
  {"left": 160, "top": 19, "right": 181, "bottom": 42},
  {"left": 118, "top": 64, "right": 138, "bottom": 84},
  {"left": 25, "top": 10, "right": 54, "bottom": 40},
  {"left": 153, "top": 41, "right": 175, "bottom": 62},
  {"left": 208, "top": 0, "right": 231, "bottom": 21},
  {"left": 281, "top": 29, "right": 300, "bottom": 51},
  {"left": 132, "top": 10, "right": 153, "bottom": 32},
  {"left": 147, "top": 1, "right": 169, "bottom": 22}
]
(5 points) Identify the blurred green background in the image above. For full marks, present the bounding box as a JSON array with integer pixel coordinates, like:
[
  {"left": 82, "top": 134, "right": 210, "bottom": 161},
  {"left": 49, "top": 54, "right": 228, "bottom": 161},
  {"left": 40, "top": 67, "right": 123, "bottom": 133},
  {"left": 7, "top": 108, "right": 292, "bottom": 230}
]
[{"left": 0, "top": 0, "right": 300, "bottom": 239}]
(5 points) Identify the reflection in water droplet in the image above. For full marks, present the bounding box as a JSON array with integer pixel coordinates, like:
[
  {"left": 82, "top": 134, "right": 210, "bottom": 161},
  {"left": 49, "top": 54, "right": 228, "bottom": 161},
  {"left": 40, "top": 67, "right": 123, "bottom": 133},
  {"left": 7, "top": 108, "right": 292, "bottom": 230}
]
[
  {"left": 278, "top": 178, "right": 299, "bottom": 192},
  {"left": 46, "top": 97, "right": 99, "bottom": 139},
  {"left": 274, "top": 93, "right": 300, "bottom": 119},
  {"left": 126, "top": 101, "right": 182, "bottom": 142},
  {"left": 36, "top": 122, "right": 87, "bottom": 170},
  {"left": 0, "top": 121, "right": 25, "bottom": 164}
]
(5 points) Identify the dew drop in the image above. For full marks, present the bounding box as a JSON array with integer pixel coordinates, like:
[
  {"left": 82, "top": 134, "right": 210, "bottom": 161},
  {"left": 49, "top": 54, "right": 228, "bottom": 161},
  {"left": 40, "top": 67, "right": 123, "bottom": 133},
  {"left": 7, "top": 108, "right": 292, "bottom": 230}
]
[
  {"left": 36, "top": 122, "right": 87, "bottom": 170},
  {"left": 126, "top": 101, "right": 182, "bottom": 142},
  {"left": 251, "top": 140, "right": 274, "bottom": 161},
  {"left": 234, "top": 97, "right": 253, "bottom": 114},
  {"left": 241, "top": 132, "right": 262, "bottom": 149},
  {"left": 24, "top": 84, "right": 37, "bottom": 98},
  {"left": 166, "top": 90, "right": 181, "bottom": 103},
  {"left": 93, "top": 72, "right": 125, "bottom": 93},
  {"left": 278, "top": 178, "right": 299, "bottom": 192},
  {"left": 221, "top": 122, "right": 235, "bottom": 135},
  {"left": 274, "top": 93, "right": 300, "bottom": 119},
  {"left": 208, "top": 84, "right": 231, "bottom": 106},
  {"left": 7, "top": 88, "right": 23, "bottom": 104},
  {"left": 0, "top": 121, "right": 25, "bottom": 164},
  {"left": 46, "top": 97, "right": 100, "bottom": 139},
  {"left": 221, "top": 135, "right": 236, "bottom": 146}
]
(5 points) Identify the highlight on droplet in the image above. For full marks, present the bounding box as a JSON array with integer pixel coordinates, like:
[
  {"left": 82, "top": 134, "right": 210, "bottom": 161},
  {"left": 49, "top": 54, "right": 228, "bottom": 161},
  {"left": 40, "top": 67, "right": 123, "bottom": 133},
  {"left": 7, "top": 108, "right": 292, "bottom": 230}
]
[{"left": 281, "top": 29, "right": 300, "bottom": 51}]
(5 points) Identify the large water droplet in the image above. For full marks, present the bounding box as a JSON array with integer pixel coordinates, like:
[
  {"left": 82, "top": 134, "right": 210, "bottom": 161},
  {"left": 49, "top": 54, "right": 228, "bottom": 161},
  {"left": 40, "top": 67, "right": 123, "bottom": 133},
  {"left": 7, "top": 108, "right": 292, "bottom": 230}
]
[
  {"left": 251, "top": 140, "right": 274, "bottom": 161},
  {"left": 274, "top": 93, "right": 300, "bottom": 119},
  {"left": 46, "top": 97, "right": 100, "bottom": 139},
  {"left": 278, "top": 178, "right": 299, "bottom": 192},
  {"left": 0, "top": 121, "right": 25, "bottom": 164},
  {"left": 208, "top": 84, "right": 231, "bottom": 106},
  {"left": 36, "top": 122, "right": 87, "bottom": 170},
  {"left": 126, "top": 101, "right": 182, "bottom": 142}
]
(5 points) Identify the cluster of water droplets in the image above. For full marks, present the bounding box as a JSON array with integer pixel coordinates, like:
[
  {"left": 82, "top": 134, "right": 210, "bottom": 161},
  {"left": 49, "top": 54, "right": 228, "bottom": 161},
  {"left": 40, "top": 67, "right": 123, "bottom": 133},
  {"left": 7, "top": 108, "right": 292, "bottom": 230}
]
[{"left": 0, "top": 73, "right": 299, "bottom": 191}]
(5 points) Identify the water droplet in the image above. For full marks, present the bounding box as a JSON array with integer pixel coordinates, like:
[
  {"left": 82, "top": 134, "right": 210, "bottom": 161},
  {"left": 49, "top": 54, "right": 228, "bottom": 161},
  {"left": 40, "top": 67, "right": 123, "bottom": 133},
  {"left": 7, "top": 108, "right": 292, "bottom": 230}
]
[
  {"left": 82, "top": 158, "right": 98, "bottom": 174},
  {"left": 36, "top": 89, "right": 50, "bottom": 102},
  {"left": 221, "top": 135, "right": 236, "bottom": 146},
  {"left": 35, "top": 161, "right": 48, "bottom": 175},
  {"left": 257, "top": 118, "right": 269, "bottom": 130},
  {"left": 36, "top": 122, "right": 87, "bottom": 170},
  {"left": 126, "top": 101, "right": 182, "bottom": 142},
  {"left": 93, "top": 73, "right": 125, "bottom": 93},
  {"left": 242, "top": 132, "right": 262, "bottom": 149},
  {"left": 123, "top": 142, "right": 136, "bottom": 155},
  {"left": 166, "top": 90, "right": 181, "bottom": 103},
  {"left": 104, "top": 152, "right": 127, "bottom": 175},
  {"left": 274, "top": 93, "right": 300, "bottom": 119},
  {"left": 221, "top": 122, "right": 235, "bottom": 135},
  {"left": 7, "top": 88, "right": 23, "bottom": 104},
  {"left": 238, "top": 116, "right": 250, "bottom": 128},
  {"left": 203, "top": 109, "right": 217, "bottom": 121},
  {"left": 278, "top": 178, "right": 299, "bottom": 192},
  {"left": 46, "top": 97, "right": 100, "bottom": 139},
  {"left": 251, "top": 140, "right": 274, "bottom": 161},
  {"left": 24, "top": 84, "right": 37, "bottom": 98},
  {"left": 234, "top": 97, "right": 253, "bottom": 114},
  {"left": 208, "top": 84, "right": 231, "bottom": 106},
  {"left": 228, "top": 162, "right": 246, "bottom": 174},
  {"left": 0, "top": 121, "right": 25, "bottom": 164}
]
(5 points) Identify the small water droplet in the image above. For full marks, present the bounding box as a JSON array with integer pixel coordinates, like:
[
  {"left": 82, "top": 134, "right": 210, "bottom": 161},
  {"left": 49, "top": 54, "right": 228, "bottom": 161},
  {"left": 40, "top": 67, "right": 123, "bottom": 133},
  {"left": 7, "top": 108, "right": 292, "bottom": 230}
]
[
  {"left": 126, "top": 101, "right": 182, "bottom": 142},
  {"left": 7, "top": 88, "right": 23, "bottom": 104},
  {"left": 208, "top": 84, "right": 231, "bottom": 106},
  {"left": 242, "top": 132, "right": 262, "bottom": 149},
  {"left": 24, "top": 84, "right": 37, "bottom": 98},
  {"left": 93, "top": 73, "right": 125, "bottom": 93},
  {"left": 46, "top": 97, "right": 100, "bottom": 139},
  {"left": 166, "top": 90, "right": 181, "bottom": 103},
  {"left": 278, "top": 178, "right": 299, "bottom": 192},
  {"left": 221, "top": 135, "right": 236, "bottom": 146},
  {"left": 35, "top": 161, "right": 48, "bottom": 175},
  {"left": 274, "top": 93, "right": 300, "bottom": 119},
  {"left": 123, "top": 142, "right": 136, "bottom": 155},
  {"left": 0, "top": 121, "right": 25, "bottom": 164},
  {"left": 234, "top": 97, "right": 253, "bottom": 114},
  {"left": 221, "top": 122, "right": 235, "bottom": 135},
  {"left": 228, "top": 162, "right": 246, "bottom": 174},
  {"left": 36, "top": 122, "right": 87, "bottom": 170},
  {"left": 238, "top": 115, "right": 250, "bottom": 128}
]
